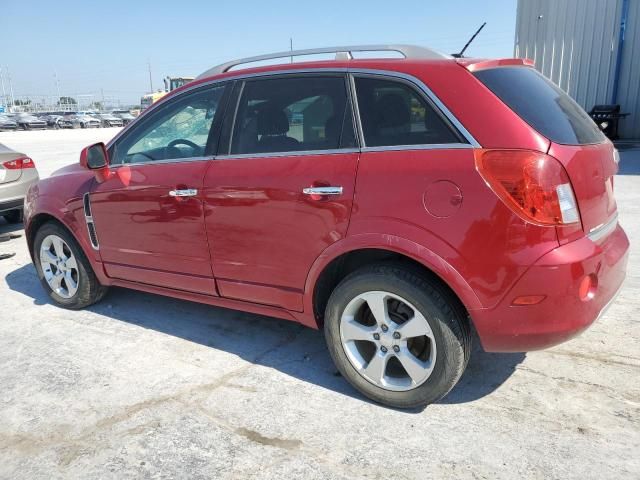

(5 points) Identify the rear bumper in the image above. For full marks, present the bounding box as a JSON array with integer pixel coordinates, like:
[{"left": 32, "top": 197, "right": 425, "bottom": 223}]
[
  {"left": 0, "top": 170, "right": 39, "bottom": 214},
  {"left": 471, "top": 223, "right": 629, "bottom": 352}
]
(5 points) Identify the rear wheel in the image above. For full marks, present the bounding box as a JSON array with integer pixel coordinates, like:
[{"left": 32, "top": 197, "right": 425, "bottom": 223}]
[
  {"left": 33, "top": 222, "right": 107, "bottom": 309},
  {"left": 324, "top": 264, "right": 470, "bottom": 408},
  {"left": 3, "top": 209, "right": 23, "bottom": 224}
]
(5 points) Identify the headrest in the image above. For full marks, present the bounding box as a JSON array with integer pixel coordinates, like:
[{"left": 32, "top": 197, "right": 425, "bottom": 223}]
[
  {"left": 374, "top": 93, "right": 410, "bottom": 129},
  {"left": 257, "top": 105, "right": 290, "bottom": 135}
]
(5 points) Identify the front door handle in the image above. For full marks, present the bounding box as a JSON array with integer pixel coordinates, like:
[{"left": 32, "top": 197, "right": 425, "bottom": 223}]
[
  {"left": 302, "top": 186, "right": 343, "bottom": 196},
  {"left": 169, "top": 189, "right": 198, "bottom": 197}
]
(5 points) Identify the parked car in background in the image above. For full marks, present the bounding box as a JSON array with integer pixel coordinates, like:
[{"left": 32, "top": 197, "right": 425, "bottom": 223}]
[
  {"left": 0, "top": 115, "right": 18, "bottom": 131},
  {"left": 14, "top": 113, "right": 47, "bottom": 130},
  {"left": 111, "top": 110, "right": 136, "bottom": 125},
  {"left": 59, "top": 112, "right": 101, "bottom": 129},
  {"left": 42, "top": 114, "right": 64, "bottom": 129},
  {"left": 0, "top": 143, "right": 39, "bottom": 223},
  {"left": 94, "top": 113, "right": 124, "bottom": 128},
  {"left": 24, "top": 45, "right": 629, "bottom": 409}
]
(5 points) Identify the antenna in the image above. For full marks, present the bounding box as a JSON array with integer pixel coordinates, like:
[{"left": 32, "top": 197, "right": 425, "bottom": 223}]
[{"left": 452, "top": 22, "right": 486, "bottom": 58}]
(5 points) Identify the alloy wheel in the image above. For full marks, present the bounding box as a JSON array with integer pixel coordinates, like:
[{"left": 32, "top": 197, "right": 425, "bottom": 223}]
[
  {"left": 339, "top": 291, "right": 437, "bottom": 391},
  {"left": 39, "top": 234, "right": 80, "bottom": 299}
]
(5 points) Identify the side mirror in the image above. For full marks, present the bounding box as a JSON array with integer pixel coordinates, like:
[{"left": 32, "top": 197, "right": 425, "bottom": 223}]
[
  {"left": 80, "top": 142, "right": 110, "bottom": 182},
  {"left": 80, "top": 142, "right": 108, "bottom": 169}
]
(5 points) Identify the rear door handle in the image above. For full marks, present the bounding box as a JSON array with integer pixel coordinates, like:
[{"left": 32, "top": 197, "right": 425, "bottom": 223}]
[
  {"left": 302, "top": 186, "right": 343, "bottom": 196},
  {"left": 169, "top": 189, "right": 198, "bottom": 197}
]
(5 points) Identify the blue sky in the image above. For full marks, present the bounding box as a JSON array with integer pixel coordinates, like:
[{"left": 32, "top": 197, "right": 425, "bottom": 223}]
[{"left": 1, "top": 0, "right": 517, "bottom": 106}]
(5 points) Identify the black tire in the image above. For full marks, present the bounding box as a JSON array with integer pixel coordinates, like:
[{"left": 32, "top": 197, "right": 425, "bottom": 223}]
[
  {"left": 3, "top": 209, "right": 23, "bottom": 224},
  {"left": 324, "top": 263, "right": 470, "bottom": 409},
  {"left": 33, "top": 222, "right": 108, "bottom": 309}
]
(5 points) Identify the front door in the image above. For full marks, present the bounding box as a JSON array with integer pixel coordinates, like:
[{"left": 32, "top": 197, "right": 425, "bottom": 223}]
[
  {"left": 91, "top": 83, "right": 228, "bottom": 295},
  {"left": 204, "top": 74, "right": 359, "bottom": 310}
]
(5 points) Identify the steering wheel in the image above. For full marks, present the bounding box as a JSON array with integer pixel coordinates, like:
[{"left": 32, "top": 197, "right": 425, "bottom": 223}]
[{"left": 168, "top": 139, "right": 200, "bottom": 150}]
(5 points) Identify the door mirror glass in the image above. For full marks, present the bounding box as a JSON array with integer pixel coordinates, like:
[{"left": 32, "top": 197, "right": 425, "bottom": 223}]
[{"left": 80, "top": 142, "right": 108, "bottom": 169}]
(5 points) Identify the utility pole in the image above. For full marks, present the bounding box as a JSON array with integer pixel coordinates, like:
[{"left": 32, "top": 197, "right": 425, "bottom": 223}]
[
  {"left": 6, "top": 67, "right": 15, "bottom": 111},
  {"left": 147, "top": 61, "right": 153, "bottom": 92},
  {"left": 54, "top": 71, "right": 61, "bottom": 105}
]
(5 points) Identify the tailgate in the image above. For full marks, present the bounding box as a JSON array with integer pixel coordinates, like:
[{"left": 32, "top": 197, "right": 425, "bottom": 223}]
[{"left": 548, "top": 141, "right": 617, "bottom": 233}]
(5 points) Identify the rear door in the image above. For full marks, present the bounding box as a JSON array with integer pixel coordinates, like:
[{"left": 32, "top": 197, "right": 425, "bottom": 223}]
[
  {"left": 203, "top": 74, "right": 359, "bottom": 311},
  {"left": 473, "top": 66, "right": 617, "bottom": 233},
  {"left": 91, "top": 83, "right": 229, "bottom": 294}
]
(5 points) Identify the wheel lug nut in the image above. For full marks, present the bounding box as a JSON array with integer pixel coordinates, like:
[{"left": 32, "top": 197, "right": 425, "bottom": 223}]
[
  {"left": 380, "top": 346, "right": 388, "bottom": 353},
  {"left": 393, "top": 332, "right": 401, "bottom": 339},
  {"left": 381, "top": 325, "right": 388, "bottom": 332},
  {"left": 393, "top": 345, "right": 400, "bottom": 353},
  {"left": 373, "top": 333, "right": 380, "bottom": 340}
]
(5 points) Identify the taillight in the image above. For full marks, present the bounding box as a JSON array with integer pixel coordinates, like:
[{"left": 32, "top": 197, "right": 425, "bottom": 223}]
[
  {"left": 2, "top": 157, "right": 35, "bottom": 170},
  {"left": 475, "top": 149, "right": 580, "bottom": 226}
]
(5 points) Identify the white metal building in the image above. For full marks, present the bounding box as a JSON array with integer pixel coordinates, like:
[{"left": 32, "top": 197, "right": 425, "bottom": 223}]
[{"left": 515, "top": 0, "right": 640, "bottom": 139}]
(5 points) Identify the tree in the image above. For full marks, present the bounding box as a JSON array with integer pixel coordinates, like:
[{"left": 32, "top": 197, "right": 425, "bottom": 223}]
[
  {"left": 88, "top": 101, "right": 104, "bottom": 110},
  {"left": 11, "top": 99, "right": 31, "bottom": 106},
  {"left": 58, "top": 96, "right": 77, "bottom": 106}
]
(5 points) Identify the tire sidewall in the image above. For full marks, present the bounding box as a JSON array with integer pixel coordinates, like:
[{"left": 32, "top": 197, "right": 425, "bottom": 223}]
[
  {"left": 324, "top": 267, "right": 465, "bottom": 408},
  {"left": 33, "top": 223, "right": 95, "bottom": 309}
]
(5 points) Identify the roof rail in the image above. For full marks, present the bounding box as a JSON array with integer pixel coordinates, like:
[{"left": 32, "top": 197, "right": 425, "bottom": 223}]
[{"left": 196, "top": 44, "right": 450, "bottom": 79}]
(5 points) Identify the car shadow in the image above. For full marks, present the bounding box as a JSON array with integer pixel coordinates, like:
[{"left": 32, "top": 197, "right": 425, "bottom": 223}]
[{"left": 5, "top": 263, "right": 525, "bottom": 410}]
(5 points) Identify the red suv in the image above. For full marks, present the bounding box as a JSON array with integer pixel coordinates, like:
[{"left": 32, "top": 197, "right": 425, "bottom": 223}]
[{"left": 24, "top": 45, "right": 629, "bottom": 408}]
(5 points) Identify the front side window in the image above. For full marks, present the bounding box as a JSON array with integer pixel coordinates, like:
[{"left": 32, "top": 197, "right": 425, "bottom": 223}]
[
  {"left": 112, "top": 85, "right": 225, "bottom": 165},
  {"left": 354, "top": 76, "right": 461, "bottom": 147},
  {"left": 230, "top": 75, "right": 354, "bottom": 155}
]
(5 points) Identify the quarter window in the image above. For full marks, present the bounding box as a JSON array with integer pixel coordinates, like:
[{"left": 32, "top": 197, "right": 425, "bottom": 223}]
[
  {"left": 112, "top": 85, "right": 225, "bottom": 165},
  {"left": 230, "top": 76, "right": 355, "bottom": 155},
  {"left": 354, "top": 77, "right": 460, "bottom": 147}
]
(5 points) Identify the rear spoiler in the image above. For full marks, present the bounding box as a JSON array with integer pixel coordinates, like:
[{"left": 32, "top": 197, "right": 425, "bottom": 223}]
[{"left": 457, "top": 58, "right": 535, "bottom": 72}]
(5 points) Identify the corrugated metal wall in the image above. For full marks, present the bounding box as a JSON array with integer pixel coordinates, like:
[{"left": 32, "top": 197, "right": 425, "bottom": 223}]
[
  {"left": 615, "top": 0, "right": 640, "bottom": 139},
  {"left": 515, "top": 0, "right": 640, "bottom": 139}
]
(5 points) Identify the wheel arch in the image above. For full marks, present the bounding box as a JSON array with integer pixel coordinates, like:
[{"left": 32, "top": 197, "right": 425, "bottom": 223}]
[
  {"left": 26, "top": 209, "right": 108, "bottom": 284},
  {"left": 305, "top": 234, "right": 482, "bottom": 329}
]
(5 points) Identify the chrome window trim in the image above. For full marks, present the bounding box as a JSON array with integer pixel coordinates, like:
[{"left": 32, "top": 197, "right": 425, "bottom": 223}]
[
  {"left": 587, "top": 212, "right": 619, "bottom": 243},
  {"left": 217, "top": 148, "right": 360, "bottom": 161},
  {"left": 109, "top": 156, "right": 212, "bottom": 169},
  {"left": 107, "top": 67, "right": 481, "bottom": 154},
  {"left": 361, "top": 143, "right": 474, "bottom": 153}
]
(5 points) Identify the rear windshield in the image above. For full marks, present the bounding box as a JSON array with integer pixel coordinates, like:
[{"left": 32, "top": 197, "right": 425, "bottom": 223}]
[{"left": 474, "top": 66, "right": 605, "bottom": 145}]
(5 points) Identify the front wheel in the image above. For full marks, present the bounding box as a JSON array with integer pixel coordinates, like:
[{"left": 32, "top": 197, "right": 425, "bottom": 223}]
[
  {"left": 324, "top": 264, "right": 470, "bottom": 409},
  {"left": 33, "top": 222, "right": 108, "bottom": 309}
]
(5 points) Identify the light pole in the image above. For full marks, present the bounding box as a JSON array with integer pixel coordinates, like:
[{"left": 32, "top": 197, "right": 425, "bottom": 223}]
[{"left": 0, "top": 67, "right": 6, "bottom": 110}]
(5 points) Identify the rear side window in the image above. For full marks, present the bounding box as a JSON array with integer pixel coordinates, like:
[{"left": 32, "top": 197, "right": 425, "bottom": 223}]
[
  {"left": 230, "top": 76, "right": 355, "bottom": 155},
  {"left": 354, "top": 76, "right": 461, "bottom": 147},
  {"left": 474, "top": 66, "right": 605, "bottom": 145}
]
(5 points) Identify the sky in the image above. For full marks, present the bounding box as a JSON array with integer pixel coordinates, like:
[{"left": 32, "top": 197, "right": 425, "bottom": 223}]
[{"left": 0, "top": 0, "right": 517, "bottom": 106}]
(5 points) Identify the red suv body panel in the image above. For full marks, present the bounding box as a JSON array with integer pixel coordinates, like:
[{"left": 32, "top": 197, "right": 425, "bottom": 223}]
[{"left": 24, "top": 54, "right": 629, "bottom": 353}]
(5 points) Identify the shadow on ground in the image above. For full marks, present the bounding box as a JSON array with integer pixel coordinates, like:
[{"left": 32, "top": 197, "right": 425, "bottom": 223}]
[{"left": 5, "top": 263, "right": 525, "bottom": 409}]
